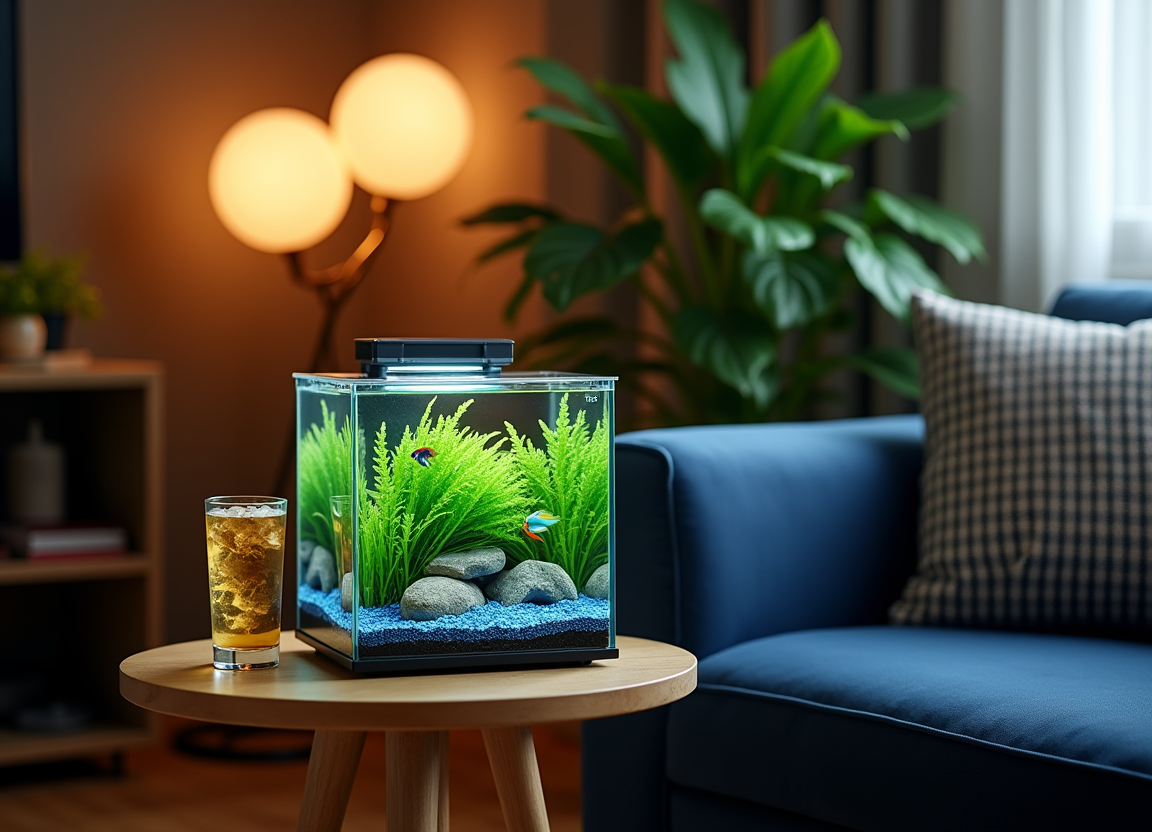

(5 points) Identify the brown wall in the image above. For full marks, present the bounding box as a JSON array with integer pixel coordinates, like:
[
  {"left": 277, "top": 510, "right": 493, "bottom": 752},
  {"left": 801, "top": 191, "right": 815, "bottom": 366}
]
[{"left": 21, "top": 0, "right": 547, "bottom": 643}]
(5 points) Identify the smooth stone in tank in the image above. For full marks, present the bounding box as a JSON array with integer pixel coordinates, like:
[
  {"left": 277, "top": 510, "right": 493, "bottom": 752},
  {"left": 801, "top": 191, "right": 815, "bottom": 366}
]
[
  {"left": 299, "top": 539, "right": 316, "bottom": 570},
  {"left": 485, "top": 559, "right": 578, "bottom": 605},
  {"left": 305, "top": 545, "right": 338, "bottom": 593},
  {"left": 401, "top": 576, "right": 487, "bottom": 621},
  {"left": 341, "top": 572, "right": 354, "bottom": 612},
  {"left": 424, "top": 547, "right": 506, "bottom": 580},
  {"left": 583, "top": 564, "right": 610, "bottom": 599}
]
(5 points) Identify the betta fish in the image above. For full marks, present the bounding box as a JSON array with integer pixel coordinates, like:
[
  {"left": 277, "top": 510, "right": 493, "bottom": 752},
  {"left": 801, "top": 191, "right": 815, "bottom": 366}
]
[
  {"left": 523, "top": 510, "right": 561, "bottom": 542},
  {"left": 411, "top": 447, "right": 436, "bottom": 467}
]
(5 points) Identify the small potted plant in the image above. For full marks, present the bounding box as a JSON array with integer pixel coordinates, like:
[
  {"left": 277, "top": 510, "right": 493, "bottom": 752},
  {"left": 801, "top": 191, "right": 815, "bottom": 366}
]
[
  {"left": 0, "top": 257, "right": 45, "bottom": 362},
  {"left": 0, "top": 248, "right": 99, "bottom": 361}
]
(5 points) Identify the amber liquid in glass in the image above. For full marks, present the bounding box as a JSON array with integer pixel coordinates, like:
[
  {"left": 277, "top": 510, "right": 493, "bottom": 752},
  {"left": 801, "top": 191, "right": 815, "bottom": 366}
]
[{"left": 205, "top": 510, "right": 285, "bottom": 650}]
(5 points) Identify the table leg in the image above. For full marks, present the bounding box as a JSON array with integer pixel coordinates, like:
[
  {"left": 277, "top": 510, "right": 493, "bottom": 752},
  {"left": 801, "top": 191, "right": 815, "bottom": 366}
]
[
  {"left": 298, "top": 730, "right": 366, "bottom": 832},
  {"left": 386, "top": 730, "right": 444, "bottom": 832},
  {"left": 482, "top": 726, "right": 550, "bottom": 832},
  {"left": 439, "top": 731, "right": 450, "bottom": 832}
]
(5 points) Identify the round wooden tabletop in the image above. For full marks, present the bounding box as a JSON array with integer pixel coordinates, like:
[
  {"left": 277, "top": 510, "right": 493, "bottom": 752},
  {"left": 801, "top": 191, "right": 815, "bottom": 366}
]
[{"left": 120, "top": 633, "right": 696, "bottom": 732}]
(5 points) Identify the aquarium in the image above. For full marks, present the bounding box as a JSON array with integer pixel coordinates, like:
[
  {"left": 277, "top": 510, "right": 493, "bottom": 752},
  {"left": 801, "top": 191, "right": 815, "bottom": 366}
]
[{"left": 294, "top": 338, "right": 617, "bottom": 672}]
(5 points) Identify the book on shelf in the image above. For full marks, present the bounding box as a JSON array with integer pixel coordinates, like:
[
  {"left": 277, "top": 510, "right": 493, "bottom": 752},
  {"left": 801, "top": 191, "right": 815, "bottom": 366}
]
[{"left": 0, "top": 524, "right": 129, "bottom": 559}]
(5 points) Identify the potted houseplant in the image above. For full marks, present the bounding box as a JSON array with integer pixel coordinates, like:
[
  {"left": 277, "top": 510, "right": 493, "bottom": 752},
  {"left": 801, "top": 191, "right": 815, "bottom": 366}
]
[
  {"left": 0, "top": 257, "right": 45, "bottom": 362},
  {"left": 22, "top": 248, "right": 99, "bottom": 350},
  {"left": 0, "top": 248, "right": 99, "bottom": 360},
  {"left": 464, "top": 0, "right": 985, "bottom": 426}
]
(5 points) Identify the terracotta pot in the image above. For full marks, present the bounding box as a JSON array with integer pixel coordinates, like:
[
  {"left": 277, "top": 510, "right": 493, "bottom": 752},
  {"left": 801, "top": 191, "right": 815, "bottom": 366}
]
[{"left": 0, "top": 314, "right": 47, "bottom": 362}]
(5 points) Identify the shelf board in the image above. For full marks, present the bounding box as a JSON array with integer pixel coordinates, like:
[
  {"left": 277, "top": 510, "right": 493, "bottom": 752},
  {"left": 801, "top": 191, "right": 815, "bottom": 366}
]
[
  {"left": 0, "top": 359, "right": 162, "bottom": 391},
  {"left": 0, "top": 554, "right": 151, "bottom": 585},
  {"left": 0, "top": 724, "right": 154, "bottom": 766}
]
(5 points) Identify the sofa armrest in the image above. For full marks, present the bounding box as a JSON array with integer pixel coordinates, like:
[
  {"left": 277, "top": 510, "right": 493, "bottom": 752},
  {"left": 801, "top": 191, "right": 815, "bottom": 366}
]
[{"left": 616, "top": 414, "right": 925, "bottom": 660}]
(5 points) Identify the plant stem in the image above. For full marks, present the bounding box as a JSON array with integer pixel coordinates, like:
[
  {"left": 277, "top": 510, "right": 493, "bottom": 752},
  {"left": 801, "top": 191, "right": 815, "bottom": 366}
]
[
  {"left": 631, "top": 272, "right": 673, "bottom": 324},
  {"left": 654, "top": 242, "right": 693, "bottom": 307},
  {"left": 676, "top": 185, "right": 721, "bottom": 306}
]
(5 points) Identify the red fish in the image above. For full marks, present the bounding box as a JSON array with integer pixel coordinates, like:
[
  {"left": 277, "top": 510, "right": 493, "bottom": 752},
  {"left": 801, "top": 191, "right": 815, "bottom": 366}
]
[{"left": 411, "top": 447, "right": 436, "bottom": 467}]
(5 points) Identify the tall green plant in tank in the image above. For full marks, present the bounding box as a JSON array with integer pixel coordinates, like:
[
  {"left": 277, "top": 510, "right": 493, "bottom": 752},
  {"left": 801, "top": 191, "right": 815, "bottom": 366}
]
[
  {"left": 358, "top": 398, "right": 530, "bottom": 606},
  {"left": 505, "top": 394, "right": 610, "bottom": 591},
  {"left": 464, "top": 0, "right": 985, "bottom": 425},
  {"left": 298, "top": 400, "right": 352, "bottom": 555}
]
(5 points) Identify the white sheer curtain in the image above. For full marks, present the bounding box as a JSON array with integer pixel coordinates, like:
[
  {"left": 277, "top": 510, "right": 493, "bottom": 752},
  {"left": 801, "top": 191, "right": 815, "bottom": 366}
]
[
  {"left": 1001, "top": 0, "right": 1114, "bottom": 313},
  {"left": 1110, "top": 0, "right": 1152, "bottom": 279}
]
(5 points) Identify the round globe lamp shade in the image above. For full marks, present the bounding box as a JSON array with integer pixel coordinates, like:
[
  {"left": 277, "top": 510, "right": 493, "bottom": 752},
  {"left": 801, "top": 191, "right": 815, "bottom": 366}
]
[
  {"left": 330, "top": 54, "right": 473, "bottom": 200},
  {"left": 209, "top": 108, "right": 353, "bottom": 254}
]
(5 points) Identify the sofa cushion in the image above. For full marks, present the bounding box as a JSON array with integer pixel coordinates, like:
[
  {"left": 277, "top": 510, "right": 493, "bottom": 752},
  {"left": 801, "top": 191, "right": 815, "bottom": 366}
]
[
  {"left": 890, "top": 291, "right": 1152, "bottom": 635},
  {"left": 666, "top": 626, "right": 1152, "bottom": 831}
]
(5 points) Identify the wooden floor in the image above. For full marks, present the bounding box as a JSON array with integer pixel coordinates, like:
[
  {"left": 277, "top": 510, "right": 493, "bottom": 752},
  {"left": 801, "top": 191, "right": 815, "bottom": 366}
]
[{"left": 0, "top": 717, "right": 582, "bottom": 831}]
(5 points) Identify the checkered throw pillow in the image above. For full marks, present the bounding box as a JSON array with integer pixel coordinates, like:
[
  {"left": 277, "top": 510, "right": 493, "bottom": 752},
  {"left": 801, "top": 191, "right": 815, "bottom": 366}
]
[{"left": 889, "top": 291, "right": 1152, "bottom": 635}]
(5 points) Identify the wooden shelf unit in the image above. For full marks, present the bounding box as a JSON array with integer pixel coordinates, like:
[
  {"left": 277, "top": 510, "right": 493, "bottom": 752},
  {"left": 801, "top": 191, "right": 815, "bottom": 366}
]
[{"left": 0, "top": 359, "right": 163, "bottom": 766}]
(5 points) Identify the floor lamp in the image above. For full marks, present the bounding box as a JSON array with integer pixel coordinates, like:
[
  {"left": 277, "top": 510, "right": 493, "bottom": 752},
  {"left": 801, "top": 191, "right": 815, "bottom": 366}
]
[{"left": 208, "top": 53, "right": 474, "bottom": 497}]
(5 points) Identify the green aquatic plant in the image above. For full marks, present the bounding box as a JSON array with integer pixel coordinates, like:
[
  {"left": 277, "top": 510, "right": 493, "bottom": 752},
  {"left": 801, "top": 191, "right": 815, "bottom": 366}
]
[
  {"left": 358, "top": 398, "right": 530, "bottom": 606},
  {"left": 505, "top": 393, "right": 610, "bottom": 590},
  {"left": 298, "top": 400, "right": 352, "bottom": 555}
]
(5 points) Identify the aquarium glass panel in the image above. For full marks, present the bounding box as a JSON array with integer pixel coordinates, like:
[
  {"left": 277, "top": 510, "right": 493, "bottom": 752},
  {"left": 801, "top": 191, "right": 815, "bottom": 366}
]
[
  {"left": 295, "top": 376, "right": 354, "bottom": 657},
  {"left": 295, "top": 371, "right": 615, "bottom": 671}
]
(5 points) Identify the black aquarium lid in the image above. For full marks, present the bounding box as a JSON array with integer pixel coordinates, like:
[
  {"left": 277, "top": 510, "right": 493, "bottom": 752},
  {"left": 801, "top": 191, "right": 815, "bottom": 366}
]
[{"left": 355, "top": 338, "right": 514, "bottom": 377}]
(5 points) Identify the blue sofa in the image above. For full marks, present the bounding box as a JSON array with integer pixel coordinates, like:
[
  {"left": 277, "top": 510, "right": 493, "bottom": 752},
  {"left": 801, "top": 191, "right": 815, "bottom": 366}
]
[{"left": 584, "top": 283, "right": 1152, "bottom": 831}]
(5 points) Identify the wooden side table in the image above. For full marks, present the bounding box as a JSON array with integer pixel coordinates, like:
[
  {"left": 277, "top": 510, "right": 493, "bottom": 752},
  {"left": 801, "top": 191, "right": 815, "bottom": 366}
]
[{"left": 120, "top": 632, "right": 696, "bottom": 832}]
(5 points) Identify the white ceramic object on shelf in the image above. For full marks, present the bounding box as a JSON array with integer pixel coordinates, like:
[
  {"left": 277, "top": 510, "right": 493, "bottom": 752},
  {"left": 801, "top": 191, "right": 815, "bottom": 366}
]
[
  {"left": 0, "top": 314, "right": 47, "bottom": 362},
  {"left": 8, "top": 419, "right": 65, "bottom": 523}
]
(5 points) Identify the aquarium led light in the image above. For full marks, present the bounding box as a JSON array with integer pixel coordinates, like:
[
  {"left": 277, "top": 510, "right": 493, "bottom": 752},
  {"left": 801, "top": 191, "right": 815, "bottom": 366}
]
[{"left": 385, "top": 364, "right": 484, "bottom": 374}]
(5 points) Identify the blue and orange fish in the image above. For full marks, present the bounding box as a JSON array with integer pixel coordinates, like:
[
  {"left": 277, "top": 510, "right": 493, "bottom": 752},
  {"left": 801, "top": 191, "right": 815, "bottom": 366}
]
[
  {"left": 411, "top": 447, "right": 436, "bottom": 467},
  {"left": 523, "top": 510, "right": 560, "bottom": 542}
]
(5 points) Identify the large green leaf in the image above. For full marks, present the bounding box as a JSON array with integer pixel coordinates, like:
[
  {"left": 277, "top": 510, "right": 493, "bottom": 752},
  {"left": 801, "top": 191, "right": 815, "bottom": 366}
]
[
  {"left": 527, "top": 105, "right": 642, "bottom": 193},
  {"left": 742, "top": 248, "right": 840, "bottom": 329},
  {"left": 600, "top": 82, "right": 716, "bottom": 189},
  {"left": 747, "top": 146, "right": 852, "bottom": 195},
  {"left": 477, "top": 228, "right": 540, "bottom": 264},
  {"left": 673, "top": 305, "right": 776, "bottom": 405},
  {"left": 699, "top": 189, "right": 814, "bottom": 253},
  {"left": 866, "top": 190, "right": 987, "bottom": 264},
  {"left": 664, "top": 0, "right": 748, "bottom": 164},
  {"left": 844, "top": 232, "right": 947, "bottom": 322},
  {"left": 461, "top": 203, "right": 560, "bottom": 225},
  {"left": 857, "top": 88, "right": 959, "bottom": 131},
  {"left": 817, "top": 209, "right": 870, "bottom": 241},
  {"left": 524, "top": 219, "right": 663, "bottom": 312},
  {"left": 811, "top": 97, "right": 909, "bottom": 160},
  {"left": 739, "top": 19, "right": 840, "bottom": 198},
  {"left": 849, "top": 347, "right": 920, "bottom": 399},
  {"left": 517, "top": 56, "right": 624, "bottom": 131}
]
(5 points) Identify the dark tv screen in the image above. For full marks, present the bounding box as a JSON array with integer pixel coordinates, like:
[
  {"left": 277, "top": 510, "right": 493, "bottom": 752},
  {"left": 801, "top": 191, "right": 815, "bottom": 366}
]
[{"left": 0, "top": 0, "right": 20, "bottom": 262}]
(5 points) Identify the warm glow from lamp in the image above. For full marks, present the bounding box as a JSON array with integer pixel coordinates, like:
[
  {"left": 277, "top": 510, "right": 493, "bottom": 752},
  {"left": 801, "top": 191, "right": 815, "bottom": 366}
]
[
  {"left": 330, "top": 53, "right": 473, "bottom": 200},
  {"left": 209, "top": 108, "right": 353, "bottom": 253}
]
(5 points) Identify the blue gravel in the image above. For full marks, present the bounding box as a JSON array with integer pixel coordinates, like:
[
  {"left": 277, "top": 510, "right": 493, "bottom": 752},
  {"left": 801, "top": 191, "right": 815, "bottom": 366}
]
[{"left": 298, "top": 583, "right": 610, "bottom": 648}]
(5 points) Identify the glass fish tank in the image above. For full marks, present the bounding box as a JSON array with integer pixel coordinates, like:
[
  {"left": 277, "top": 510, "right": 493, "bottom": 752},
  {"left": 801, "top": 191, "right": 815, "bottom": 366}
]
[{"left": 294, "top": 338, "right": 617, "bottom": 672}]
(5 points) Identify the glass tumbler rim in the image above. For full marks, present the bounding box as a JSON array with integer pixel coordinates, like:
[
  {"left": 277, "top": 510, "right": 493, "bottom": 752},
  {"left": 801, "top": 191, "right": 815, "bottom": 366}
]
[{"left": 205, "top": 495, "right": 288, "bottom": 508}]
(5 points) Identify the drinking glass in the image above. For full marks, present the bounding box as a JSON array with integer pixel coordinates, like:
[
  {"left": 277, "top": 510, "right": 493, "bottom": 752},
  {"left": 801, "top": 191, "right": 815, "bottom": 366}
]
[
  {"left": 330, "top": 495, "right": 353, "bottom": 577},
  {"left": 204, "top": 495, "right": 287, "bottom": 670}
]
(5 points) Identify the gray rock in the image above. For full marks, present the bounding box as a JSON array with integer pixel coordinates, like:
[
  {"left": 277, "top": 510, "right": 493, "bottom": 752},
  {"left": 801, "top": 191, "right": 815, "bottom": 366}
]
[
  {"left": 425, "top": 547, "right": 506, "bottom": 580},
  {"left": 305, "top": 545, "right": 338, "bottom": 593},
  {"left": 341, "top": 572, "right": 354, "bottom": 612},
  {"left": 401, "top": 576, "right": 486, "bottom": 621},
  {"left": 471, "top": 569, "right": 504, "bottom": 590},
  {"left": 298, "top": 539, "right": 316, "bottom": 570},
  {"left": 583, "top": 564, "right": 610, "bottom": 599},
  {"left": 485, "top": 560, "right": 577, "bottom": 605}
]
